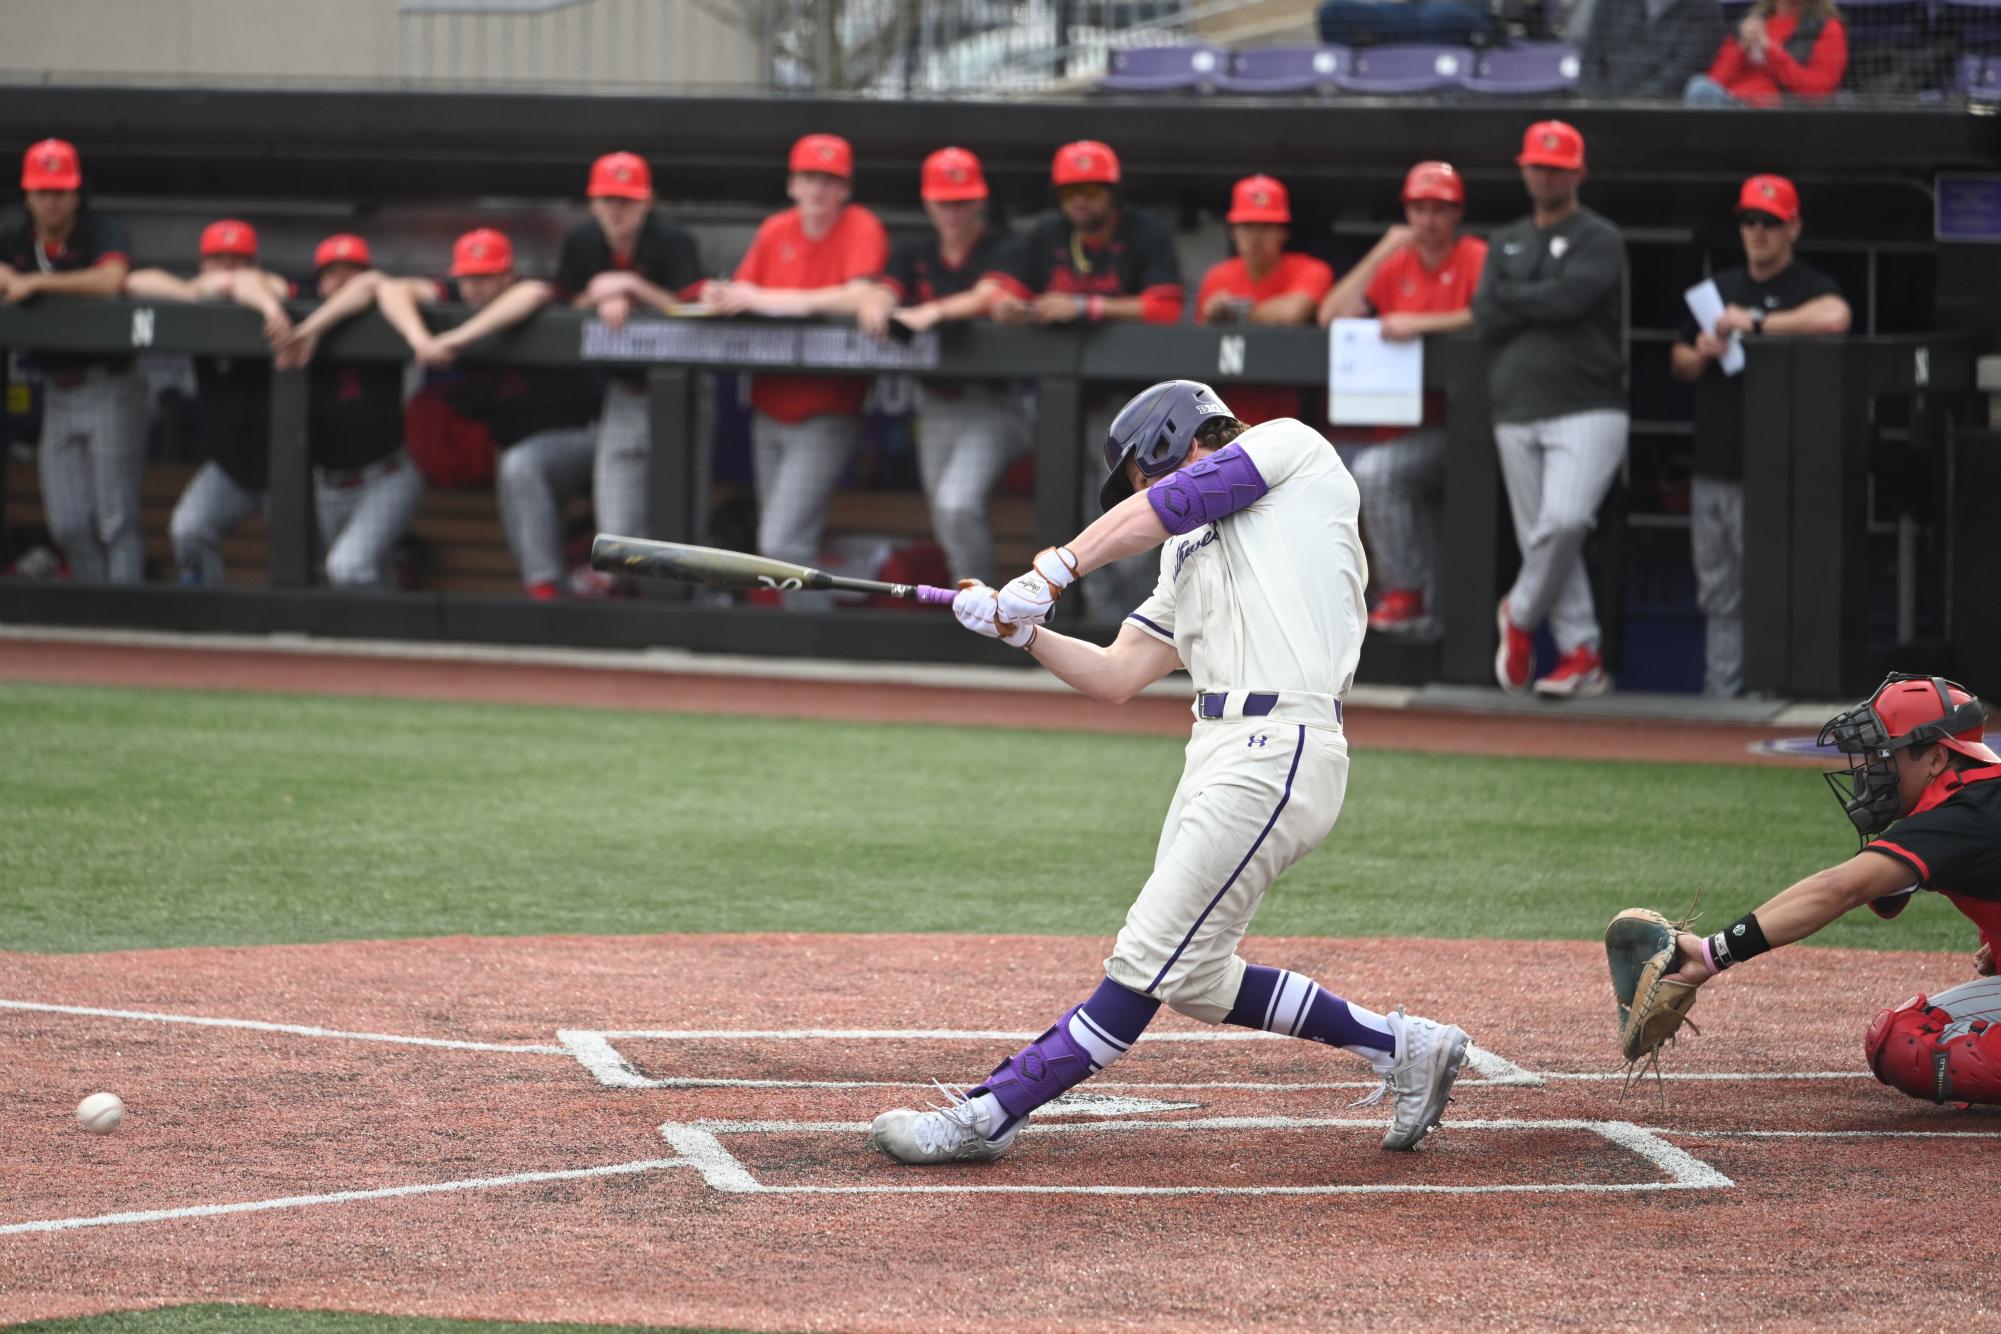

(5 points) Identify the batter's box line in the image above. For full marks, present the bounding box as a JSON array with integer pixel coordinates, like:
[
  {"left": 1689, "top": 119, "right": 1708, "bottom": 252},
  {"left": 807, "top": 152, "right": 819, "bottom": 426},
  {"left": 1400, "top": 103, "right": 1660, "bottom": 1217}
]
[
  {"left": 557, "top": 1027, "right": 1546, "bottom": 1091},
  {"left": 655, "top": 1115, "right": 1734, "bottom": 1196}
]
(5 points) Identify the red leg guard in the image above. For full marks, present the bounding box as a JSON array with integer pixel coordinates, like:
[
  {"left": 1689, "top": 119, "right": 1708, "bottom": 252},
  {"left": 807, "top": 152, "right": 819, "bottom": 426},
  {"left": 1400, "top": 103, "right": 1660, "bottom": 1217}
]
[{"left": 1865, "top": 994, "right": 2001, "bottom": 1106}]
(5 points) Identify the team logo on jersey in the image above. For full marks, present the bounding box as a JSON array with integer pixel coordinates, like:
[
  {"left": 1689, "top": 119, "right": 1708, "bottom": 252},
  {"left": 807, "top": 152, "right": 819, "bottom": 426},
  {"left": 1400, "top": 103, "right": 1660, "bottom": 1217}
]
[{"left": 1549, "top": 237, "right": 1569, "bottom": 259}]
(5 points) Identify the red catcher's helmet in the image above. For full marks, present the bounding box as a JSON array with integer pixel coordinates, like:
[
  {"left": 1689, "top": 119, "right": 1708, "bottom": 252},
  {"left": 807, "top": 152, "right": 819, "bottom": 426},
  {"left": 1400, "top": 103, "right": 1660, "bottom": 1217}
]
[
  {"left": 314, "top": 233, "right": 373, "bottom": 271},
  {"left": 588, "top": 151, "right": 653, "bottom": 200},
  {"left": 1402, "top": 160, "right": 1465, "bottom": 206},
  {"left": 450, "top": 227, "right": 515, "bottom": 277},
  {"left": 921, "top": 147, "right": 987, "bottom": 202},
  {"left": 21, "top": 137, "right": 81, "bottom": 191},
  {"left": 199, "top": 219, "right": 257, "bottom": 259},
  {"left": 1052, "top": 140, "right": 1120, "bottom": 188},
  {"left": 1226, "top": 175, "right": 1289, "bottom": 225},
  {"left": 1819, "top": 673, "right": 1998, "bottom": 840}
]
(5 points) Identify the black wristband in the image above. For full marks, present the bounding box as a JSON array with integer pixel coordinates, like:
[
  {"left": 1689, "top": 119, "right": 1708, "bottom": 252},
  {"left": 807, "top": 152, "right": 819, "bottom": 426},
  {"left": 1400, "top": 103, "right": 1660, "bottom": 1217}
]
[{"left": 1708, "top": 912, "right": 1772, "bottom": 971}]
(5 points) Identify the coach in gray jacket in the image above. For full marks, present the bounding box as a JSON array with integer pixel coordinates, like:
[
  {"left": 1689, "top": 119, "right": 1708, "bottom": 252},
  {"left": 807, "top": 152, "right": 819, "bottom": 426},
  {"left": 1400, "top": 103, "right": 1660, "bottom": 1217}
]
[{"left": 1472, "top": 120, "right": 1629, "bottom": 701}]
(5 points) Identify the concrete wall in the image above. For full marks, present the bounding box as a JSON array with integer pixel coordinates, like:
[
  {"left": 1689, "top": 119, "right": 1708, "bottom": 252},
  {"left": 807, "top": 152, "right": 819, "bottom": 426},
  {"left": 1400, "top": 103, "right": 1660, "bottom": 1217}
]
[{"left": 0, "top": 0, "right": 762, "bottom": 91}]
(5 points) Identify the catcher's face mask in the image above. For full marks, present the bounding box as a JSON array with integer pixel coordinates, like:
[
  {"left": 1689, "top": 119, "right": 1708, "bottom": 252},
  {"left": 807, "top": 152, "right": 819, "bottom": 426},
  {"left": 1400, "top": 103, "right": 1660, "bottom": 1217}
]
[{"left": 1819, "top": 673, "right": 1994, "bottom": 842}]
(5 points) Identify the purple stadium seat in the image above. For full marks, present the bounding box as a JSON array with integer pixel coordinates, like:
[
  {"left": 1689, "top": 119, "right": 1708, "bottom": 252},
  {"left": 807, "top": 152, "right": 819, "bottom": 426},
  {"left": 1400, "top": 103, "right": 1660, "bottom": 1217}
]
[
  {"left": 1463, "top": 42, "right": 1581, "bottom": 95},
  {"left": 1959, "top": 52, "right": 2001, "bottom": 100},
  {"left": 1213, "top": 45, "right": 1352, "bottom": 94},
  {"left": 1332, "top": 44, "right": 1473, "bottom": 94},
  {"left": 1099, "top": 44, "right": 1226, "bottom": 92}
]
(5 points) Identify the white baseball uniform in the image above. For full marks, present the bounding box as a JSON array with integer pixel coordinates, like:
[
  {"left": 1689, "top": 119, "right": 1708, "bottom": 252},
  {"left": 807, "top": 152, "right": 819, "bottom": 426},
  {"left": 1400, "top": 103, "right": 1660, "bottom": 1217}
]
[{"left": 1106, "top": 417, "right": 1368, "bottom": 1022}]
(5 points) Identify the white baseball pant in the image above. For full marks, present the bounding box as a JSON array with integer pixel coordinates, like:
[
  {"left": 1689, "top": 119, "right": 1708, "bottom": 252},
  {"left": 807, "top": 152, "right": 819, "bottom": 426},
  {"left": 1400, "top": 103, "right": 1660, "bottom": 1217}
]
[
  {"left": 1350, "top": 427, "right": 1447, "bottom": 595},
  {"left": 751, "top": 410, "right": 859, "bottom": 611},
  {"left": 1494, "top": 408, "right": 1629, "bottom": 654},
  {"left": 593, "top": 380, "right": 651, "bottom": 542},
  {"left": 316, "top": 451, "right": 424, "bottom": 588},
  {"left": 1106, "top": 704, "right": 1350, "bottom": 1024},
  {"left": 1689, "top": 476, "right": 1745, "bottom": 698},
  {"left": 38, "top": 366, "right": 148, "bottom": 583},
  {"left": 168, "top": 461, "right": 261, "bottom": 587},
  {"left": 914, "top": 383, "right": 1028, "bottom": 583},
  {"left": 497, "top": 426, "right": 597, "bottom": 589}
]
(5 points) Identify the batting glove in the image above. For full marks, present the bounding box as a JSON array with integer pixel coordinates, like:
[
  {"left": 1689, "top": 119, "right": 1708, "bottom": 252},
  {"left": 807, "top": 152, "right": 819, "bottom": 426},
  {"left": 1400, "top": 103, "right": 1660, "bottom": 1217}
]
[
  {"left": 953, "top": 580, "right": 1036, "bottom": 649},
  {"left": 995, "top": 546, "right": 1078, "bottom": 628}
]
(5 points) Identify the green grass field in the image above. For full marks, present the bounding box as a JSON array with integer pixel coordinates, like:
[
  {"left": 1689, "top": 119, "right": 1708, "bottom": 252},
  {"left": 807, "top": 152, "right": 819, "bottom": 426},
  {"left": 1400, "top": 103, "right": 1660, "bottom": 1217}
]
[{"left": 0, "top": 680, "right": 1966, "bottom": 955}]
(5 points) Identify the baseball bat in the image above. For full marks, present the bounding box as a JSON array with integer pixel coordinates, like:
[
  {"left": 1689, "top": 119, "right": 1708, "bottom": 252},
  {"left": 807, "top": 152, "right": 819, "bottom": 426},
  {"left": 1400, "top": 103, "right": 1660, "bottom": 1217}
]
[{"left": 589, "top": 533, "right": 958, "bottom": 606}]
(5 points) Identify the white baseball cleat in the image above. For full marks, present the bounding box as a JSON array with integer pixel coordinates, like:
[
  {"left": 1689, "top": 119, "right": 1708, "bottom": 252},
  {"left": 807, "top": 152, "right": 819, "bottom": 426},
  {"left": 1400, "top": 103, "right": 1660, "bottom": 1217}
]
[
  {"left": 868, "top": 1083, "right": 1023, "bottom": 1165},
  {"left": 1352, "top": 1008, "right": 1471, "bottom": 1151}
]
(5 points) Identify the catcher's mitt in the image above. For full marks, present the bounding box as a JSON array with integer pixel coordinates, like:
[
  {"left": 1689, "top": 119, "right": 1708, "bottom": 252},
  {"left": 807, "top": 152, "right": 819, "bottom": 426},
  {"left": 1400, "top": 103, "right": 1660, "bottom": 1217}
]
[{"left": 1605, "top": 907, "right": 1700, "bottom": 1087}]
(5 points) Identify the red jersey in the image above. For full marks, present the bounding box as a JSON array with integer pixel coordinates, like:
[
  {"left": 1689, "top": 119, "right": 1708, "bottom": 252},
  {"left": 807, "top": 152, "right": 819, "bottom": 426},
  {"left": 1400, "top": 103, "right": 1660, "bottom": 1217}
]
[
  {"left": 1194, "top": 252, "right": 1335, "bottom": 425},
  {"left": 1362, "top": 235, "right": 1487, "bottom": 439},
  {"left": 736, "top": 204, "right": 889, "bottom": 422}
]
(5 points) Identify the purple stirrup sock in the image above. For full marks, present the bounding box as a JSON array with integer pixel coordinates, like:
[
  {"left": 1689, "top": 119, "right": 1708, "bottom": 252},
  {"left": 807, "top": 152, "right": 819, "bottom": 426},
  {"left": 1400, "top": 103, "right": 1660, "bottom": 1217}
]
[
  {"left": 975, "top": 977, "right": 1160, "bottom": 1133},
  {"left": 1226, "top": 964, "right": 1394, "bottom": 1056}
]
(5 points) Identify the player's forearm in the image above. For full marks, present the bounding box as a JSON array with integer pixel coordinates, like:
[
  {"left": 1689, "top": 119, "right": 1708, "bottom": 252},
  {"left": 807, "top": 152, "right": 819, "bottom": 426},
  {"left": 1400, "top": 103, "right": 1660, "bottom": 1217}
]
[
  {"left": 1024, "top": 627, "right": 1146, "bottom": 703},
  {"left": 1397, "top": 308, "right": 1474, "bottom": 336},
  {"left": 1746, "top": 868, "right": 1874, "bottom": 949},
  {"left": 34, "top": 263, "right": 129, "bottom": 299},
  {"left": 621, "top": 276, "right": 679, "bottom": 315},
  {"left": 1319, "top": 264, "right": 1381, "bottom": 324},
  {"left": 1247, "top": 292, "right": 1316, "bottom": 326},
  {"left": 448, "top": 281, "right": 553, "bottom": 345},
  {"left": 376, "top": 281, "right": 436, "bottom": 348},
  {"left": 1095, "top": 295, "right": 1147, "bottom": 322},
  {"left": 747, "top": 283, "right": 873, "bottom": 318},
  {"left": 1669, "top": 342, "right": 1709, "bottom": 382},
  {"left": 1762, "top": 297, "right": 1851, "bottom": 336},
  {"left": 229, "top": 270, "right": 287, "bottom": 319},
  {"left": 294, "top": 271, "right": 382, "bottom": 337},
  {"left": 1067, "top": 489, "right": 1171, "bottom": 576},
  {"left": 930, "top": 286, "right": 996, "bottom": 322},
  {"left": 124, "top": 269, "right": 201, "bottom": 302}
]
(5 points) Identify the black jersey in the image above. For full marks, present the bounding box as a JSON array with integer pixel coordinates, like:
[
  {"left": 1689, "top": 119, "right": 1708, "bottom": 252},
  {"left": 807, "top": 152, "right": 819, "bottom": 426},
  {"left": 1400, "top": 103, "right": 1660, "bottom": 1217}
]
[
  {"left": 553, "top": 212, "right": 704, "bottom": 302},
  {"left": 1864, "top": 766, "right": 2001, "bottom": 947},
  {"left": 309, "top": 361, "right": 406, "bottom": 472},
  {"left": 985, "top": 208, "right": 1183, "bottom": 317},
  {"left": 1680, "top": 258, "right": 1842, "bottom": 481},
  {"left": 428, "top": 277, "right": 597, "bottom": 447},
  {"left": 880, "top": 225, "right": 1019, "bottom": 305},
  {"left": 1, "top": 210, "right": 133, "bottom": 377},
  {"left": 193, "top": 355, "right": 271, "bottom": 492}
]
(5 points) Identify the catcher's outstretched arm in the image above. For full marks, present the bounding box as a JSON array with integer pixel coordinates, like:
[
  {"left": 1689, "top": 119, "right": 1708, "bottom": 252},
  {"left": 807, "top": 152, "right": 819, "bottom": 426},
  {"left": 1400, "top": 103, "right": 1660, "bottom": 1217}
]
[{"left": 1668, "top": 851, "right": 1917, "bottom": 984}]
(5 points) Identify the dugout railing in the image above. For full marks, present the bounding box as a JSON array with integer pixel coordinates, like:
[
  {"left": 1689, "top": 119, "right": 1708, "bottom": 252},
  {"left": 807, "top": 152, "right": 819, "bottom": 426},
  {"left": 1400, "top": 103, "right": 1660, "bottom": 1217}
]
[{"left": 0, "top": 300, "right": 1982, "bottom": 696}]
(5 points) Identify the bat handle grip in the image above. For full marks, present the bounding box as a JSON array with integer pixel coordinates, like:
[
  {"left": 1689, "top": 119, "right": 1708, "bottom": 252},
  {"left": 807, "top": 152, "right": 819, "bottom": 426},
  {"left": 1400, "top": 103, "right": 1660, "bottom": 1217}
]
[{"left": 915, "top": 584, "right": 958, "bottom": 606}]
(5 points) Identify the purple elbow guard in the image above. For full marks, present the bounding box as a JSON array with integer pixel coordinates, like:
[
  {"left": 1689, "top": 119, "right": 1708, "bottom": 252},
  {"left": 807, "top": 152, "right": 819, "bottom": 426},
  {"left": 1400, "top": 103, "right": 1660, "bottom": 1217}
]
[{"left": 1145, "top": 441, "right": 1268, "bottom": 535}]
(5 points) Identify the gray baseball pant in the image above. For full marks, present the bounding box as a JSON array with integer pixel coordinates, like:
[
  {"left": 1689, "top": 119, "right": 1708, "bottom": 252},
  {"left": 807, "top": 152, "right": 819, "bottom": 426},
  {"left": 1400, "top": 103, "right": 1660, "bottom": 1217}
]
[
  {"left": 915, "top": 383, "right": 1028, "bottom": 583},
  {"left": 1689, "top": 476, "right": 1744, "bottom": 698},
  {"left": 1494, "top": 408, "right": 1629, "bottom": 654},
  {"left": 593, "top": 380, "right": 651, "bottom": 541},
  {"left": 169, "top": 460, "right": 261, "bottom": 587},
  {"left": 751, "top": 410, "right": 859, "bottom": 612},
  {"left": 1931, "top": 974, "right": 2001, "bottom": 1023},
  {"left": 1080, "top": 398, "right": 1156, "bottom": 625},
  {"left": 497, "top": 426, "right": 597, "bottom": 589},
  {"left": 1350, "top": 427, "right": 1447, "bottom": 594},
  {"left": 38, "top": 366, "right": 148, "bottom": 583},
  {"left": 316, "top": 451, "right": 424, "bottom": 588}
]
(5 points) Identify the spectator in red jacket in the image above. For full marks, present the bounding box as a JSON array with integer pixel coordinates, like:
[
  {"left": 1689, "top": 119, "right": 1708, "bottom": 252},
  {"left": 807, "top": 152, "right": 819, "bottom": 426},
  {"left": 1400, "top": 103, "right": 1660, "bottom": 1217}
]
[{"left": 1685, "top": 0, "right": 1848, "bottom": 106}]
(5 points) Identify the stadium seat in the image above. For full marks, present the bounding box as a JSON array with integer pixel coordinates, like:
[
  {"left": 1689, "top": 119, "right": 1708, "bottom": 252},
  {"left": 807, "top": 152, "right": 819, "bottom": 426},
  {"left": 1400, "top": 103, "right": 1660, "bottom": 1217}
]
[
  {"left": 1463, "top": 41, "right": 1581, "bottom": 95},
  {"left": 1099, "top": 44, "right": 1226, "bottom": 92},
  {"left": 1213, "top": 45, "right": 1351, "bottom": 94},
  {"left": 1959, "top": 52, "right": 2001, "bottom": 100},
  {"left": 1942, "top": 0, "right": 2001, "bottom": 53},
  {"left": 1332, "top": 44, "right": 1473, "bottom": 94}
]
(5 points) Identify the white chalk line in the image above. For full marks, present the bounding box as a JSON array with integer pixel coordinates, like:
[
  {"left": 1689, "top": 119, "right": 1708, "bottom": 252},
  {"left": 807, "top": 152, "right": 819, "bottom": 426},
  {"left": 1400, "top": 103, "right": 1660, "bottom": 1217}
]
[
  {"left": 660, "top": 1115, "right": 1734, "bottom": 1195},
  {"left": 0, "top": 1158, "right": 692, "bottom": 1236},
  {"left": 0, "top": 999, "right": 567, "bottom": 1055}
]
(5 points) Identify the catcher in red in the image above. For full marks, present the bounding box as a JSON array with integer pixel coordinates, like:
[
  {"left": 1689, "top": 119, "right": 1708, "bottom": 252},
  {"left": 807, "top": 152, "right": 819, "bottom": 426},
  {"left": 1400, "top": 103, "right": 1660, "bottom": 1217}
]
[{"left": 1651, "top": 674, "right": 2001, "bottom": 1107}]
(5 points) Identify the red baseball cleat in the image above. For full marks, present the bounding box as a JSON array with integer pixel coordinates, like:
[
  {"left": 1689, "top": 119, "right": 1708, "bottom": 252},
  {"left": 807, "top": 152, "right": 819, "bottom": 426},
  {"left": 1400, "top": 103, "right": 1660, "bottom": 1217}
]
[
  {"left": 1369, "top": 588, "right": 1431, "bottom": 636},
  {"left": 1534, "top": 645, "right": 1609, "bottom": 699},
  {"left": 1494, "top": 599, "right": 1532, "bottom": 693}
]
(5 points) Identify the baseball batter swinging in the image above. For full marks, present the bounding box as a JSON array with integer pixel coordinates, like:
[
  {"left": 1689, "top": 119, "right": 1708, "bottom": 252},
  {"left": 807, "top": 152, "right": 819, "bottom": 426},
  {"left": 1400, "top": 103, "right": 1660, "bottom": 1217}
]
[{"left": 869, "top": 380, "right": 1473, "bottom": 1164}]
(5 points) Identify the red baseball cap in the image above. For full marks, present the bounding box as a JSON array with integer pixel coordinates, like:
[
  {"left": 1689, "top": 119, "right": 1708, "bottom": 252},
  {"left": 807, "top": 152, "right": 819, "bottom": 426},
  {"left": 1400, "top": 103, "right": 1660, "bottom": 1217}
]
[
  {"left": 450, "top": 227, "right": 515, "bottom": 277},
  {"left": 1516, "top": 120, "right": 1585, "bottom": 172},
  {"left": 21, "top": 138, "right": 81, "bottom": 191},
  {"left": 789, "top": 133, "right": 853, "bottom": 180},
  {"left": 1402, "top": 160, "right": 1465, "bottom": 206},
  {"left": 1737, "top": 173, "right": 1800, "bottom": 223},
  {"left": 314, "top": 233, "right": 373, "bottom": 271},
  {"left": 921, "top": 147, "right": 987, "bottom": 202},
  {"left": 1226, "top": 175, "right": 1290, "bottom": 225},
  {"left": 199, "top": 219, "right": 258, "bottom": 259},
  {"left": 588, "top": 151, "right": 652, "bottom": 200},
  {"left": 1052, "top": 140, "right": 1120, "bottom": 188}
]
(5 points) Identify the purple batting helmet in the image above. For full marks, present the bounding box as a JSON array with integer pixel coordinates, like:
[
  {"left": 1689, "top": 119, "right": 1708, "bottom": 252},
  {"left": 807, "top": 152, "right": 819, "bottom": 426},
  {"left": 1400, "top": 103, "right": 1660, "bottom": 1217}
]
[{"left": 1099, "top": 379, "right": 1238, "bottom": 512}]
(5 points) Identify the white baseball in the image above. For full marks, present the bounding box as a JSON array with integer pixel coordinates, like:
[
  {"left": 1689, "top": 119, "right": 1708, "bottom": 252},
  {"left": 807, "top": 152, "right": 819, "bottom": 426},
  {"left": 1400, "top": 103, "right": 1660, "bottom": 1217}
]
[{"left": 76, "top": 1092, "right": 125, "bottom": 1135}]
